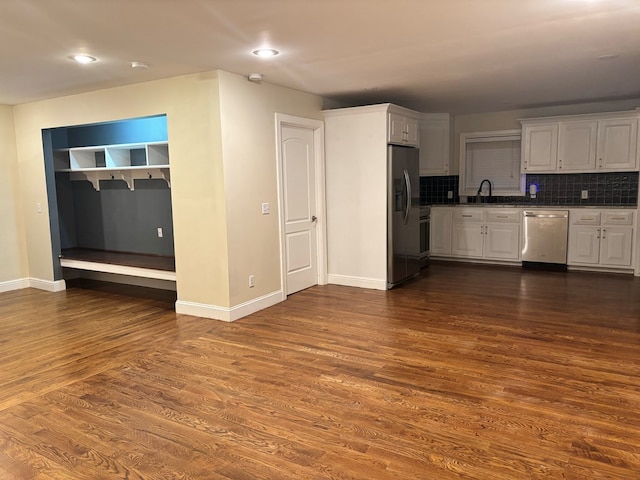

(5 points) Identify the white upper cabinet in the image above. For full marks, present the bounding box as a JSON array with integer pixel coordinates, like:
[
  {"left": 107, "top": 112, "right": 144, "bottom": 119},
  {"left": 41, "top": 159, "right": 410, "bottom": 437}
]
[
  {"left": 521, "top": 111, "right": 639, "bottom": 173},
  {"left": 419, "top": 114, "right": 450, "bottom": 176},
  {"left": 521, "top": 123, "right": 558, "bottom": 172},
  {"left": 557, "top": 120, "right": 597, "bottom": 172},
  {"left": 597, "top": 117, "right": 638, "bottom": 171},
  {"left": 387, "top": 108, "right": 419, "bottom": 147}
]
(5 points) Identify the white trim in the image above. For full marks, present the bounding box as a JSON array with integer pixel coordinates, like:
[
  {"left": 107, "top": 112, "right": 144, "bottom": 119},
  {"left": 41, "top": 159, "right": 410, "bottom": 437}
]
[
  {"left": 275, "top": 113, "right": 328, "bottom": 297},
  {"left": 29, "top": 278, "right": 67, "bottom": 292},
  {"left": 327, "top": 274, "right": 387, "bottom": 291},
  {"left": 175, "top": 290, "right": 284, "bottom": 322},
  {"left": 0, "top": 278, "right": 30, "bottom": 293},
  {"left": 568, "top": 266, "right": 634, "bottom": 275},
  {"left": 322, "top": 103, "right": 420, "bottom": 119},
  {"left": 60, "top": 258, "right": 176, "bottom": 281}
]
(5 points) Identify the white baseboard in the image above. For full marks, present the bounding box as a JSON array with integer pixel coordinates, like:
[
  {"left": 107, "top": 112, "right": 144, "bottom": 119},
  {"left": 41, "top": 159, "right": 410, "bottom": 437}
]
[
  {"left": 29, "top": 278, "right": 67, "bottom": 292},
  {"left": 327, "top": 274, "right": 387, "bottom": 290},
  {"left": 175, "top": 290, "right": 285, "bottom": 322},
  {"left": 0, "top": 278, "right": 30, "bottom": 293}
]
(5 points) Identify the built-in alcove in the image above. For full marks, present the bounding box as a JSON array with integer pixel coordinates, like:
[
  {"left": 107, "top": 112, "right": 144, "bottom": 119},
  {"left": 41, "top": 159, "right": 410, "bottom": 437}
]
[{"left": 43, "top": 115, "right": 176, "bottom": 287}]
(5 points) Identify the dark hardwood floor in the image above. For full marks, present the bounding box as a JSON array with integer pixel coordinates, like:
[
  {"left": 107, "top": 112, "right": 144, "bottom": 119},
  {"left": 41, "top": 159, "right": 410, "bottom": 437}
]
[{"left": 1, "top": 264, "right": 639, "bottom": 479}]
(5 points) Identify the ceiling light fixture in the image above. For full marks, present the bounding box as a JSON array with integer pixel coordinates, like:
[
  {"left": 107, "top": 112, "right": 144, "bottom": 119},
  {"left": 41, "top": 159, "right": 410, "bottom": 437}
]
[
  {"left": 130, "top": 61, "right": 149, "bottom": 69},
  {"left": 69, "top": 54, "right": 98, "bottom": 64},
  {"left": 252, "top": 48, "right": 279, "bottom": 58}
]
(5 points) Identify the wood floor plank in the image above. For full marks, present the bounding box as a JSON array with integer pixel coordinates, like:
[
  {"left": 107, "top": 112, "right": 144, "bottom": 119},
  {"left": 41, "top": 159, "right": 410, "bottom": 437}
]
[{"left": 0, "top": 266, "right": 639, "bottom": 478}]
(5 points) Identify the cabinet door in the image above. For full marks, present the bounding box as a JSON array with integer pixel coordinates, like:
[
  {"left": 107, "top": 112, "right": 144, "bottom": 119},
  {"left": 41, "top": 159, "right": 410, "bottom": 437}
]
[
  {"left": 451, "top": 222, "right": 484, "bottom": 257},
  {"left": 388, "top": 113, "right": 406, "bottom": 145},
  {"left": 484, "top": 223, "right": 520, "bottom": 260},
  {"left": 558, "top": 121, "right": 597, "bottom": 171},
  {"left": 430, "top": 208, "right": 453, "bottom": 255},
  {"left": 521, "top": 123, "right": 558, "bottom": 173},
  {"left": 404, "top": 117, "right": 419, "bottom": 147},
  {"left": 597, "top": 118, "right": 638, "bottom": 171},
  {"left": 419, "top": 116, "right": 450, "bottom": 175},
  {"left": 600, "top": 226, "right": 633, "bottom": 266},
  {"left": 568, "top": 225, "right": 600, "bottom": 265}
]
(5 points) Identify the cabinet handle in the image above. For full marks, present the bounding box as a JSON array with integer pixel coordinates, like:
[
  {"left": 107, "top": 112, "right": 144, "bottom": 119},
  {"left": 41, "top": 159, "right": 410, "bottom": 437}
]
[
  {"left": 597, "top": 227, "right": 600, "bottom": 239},
  {"left": 462, "top": 214, "right": 473, "bottom": 217},
  {"left": 485, "top": 225, "right": 488, "bottom": 234},
  {"left": 523, "top": 161, "right": 527, "bottom": 170},
  {"left": 602, "top": 228, "right": 606, "bottom": 239},
  {"left": 558, "top": 159, "right": 562, "bottom": 169},
  {"left": 497, "top": 215, "right": 508, "bottom": 218},
  {"left": 599, "top": 158, "right": 602, "bottom": 168},
  {"left": 480, "top": 225, "right": 484, "bottom": 234},
  {"left": 610, "top": 216, "right": 625, "bottom": 220}
]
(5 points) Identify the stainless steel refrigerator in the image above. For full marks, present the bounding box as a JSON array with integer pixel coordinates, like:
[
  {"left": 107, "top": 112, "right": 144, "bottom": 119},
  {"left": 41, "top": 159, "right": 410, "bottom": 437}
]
[{"left": 387, "top": 145, "right": 420, "bottom": 288}]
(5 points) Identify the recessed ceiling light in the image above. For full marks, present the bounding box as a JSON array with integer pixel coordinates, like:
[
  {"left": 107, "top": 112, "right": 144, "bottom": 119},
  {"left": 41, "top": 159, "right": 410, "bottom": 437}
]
[
  {"left": 130, "top": 61, "right": 149, "bottom": 69},
  {"left": 69, "top": 54, "right": 98, "bottom": 64},
  {"left": 252, "top": 48, "right": 279, "bottom": 58}
]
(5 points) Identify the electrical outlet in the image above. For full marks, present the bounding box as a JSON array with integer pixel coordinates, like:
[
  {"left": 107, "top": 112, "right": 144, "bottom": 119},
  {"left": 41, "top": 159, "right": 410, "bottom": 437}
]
[
  {"left": 248, "top": 275, "right": 255, "bottom": 288},
  {"left": 261, "top": 203, "right": 270, "bottom": 215},
  {"left": 447, "top": 191, "right": 453, "bottom": 199},
  {"left": 157, "top": 227, "right": 163, "bottom": 238},
  {"left": 581, "top": 190, "right": 589, "bottom": 199}
]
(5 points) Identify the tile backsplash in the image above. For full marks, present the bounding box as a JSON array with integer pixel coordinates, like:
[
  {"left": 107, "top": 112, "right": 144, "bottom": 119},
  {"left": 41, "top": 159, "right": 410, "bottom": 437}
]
[
  {"left": 421, "top": 172, "right": 638, "bottom": 207},
  {"left": 420, "top": 175, "right": 460, "bottom": 205}
]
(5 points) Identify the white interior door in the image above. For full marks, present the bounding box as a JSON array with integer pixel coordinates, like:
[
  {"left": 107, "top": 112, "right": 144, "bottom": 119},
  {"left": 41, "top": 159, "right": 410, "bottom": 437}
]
[{"left": 281, "top": 124, "right": 318, "bottom": 294}]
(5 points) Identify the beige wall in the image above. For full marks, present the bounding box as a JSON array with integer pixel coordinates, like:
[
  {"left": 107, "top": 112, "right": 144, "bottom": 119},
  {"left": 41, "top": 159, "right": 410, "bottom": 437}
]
[
  {"left": 11, "top": 69, "right": 324, "bottom": 311},
  {"left": 0, "top": 105, "right": 28, "bottom": 283},
  {"left": 452, "top": 98, "right": 640, "bottom": 174},
  {"left": 216, "top": 71, "right": 323, "bottom": 305},
  {"left": 12, "top": 73, "right": 231, "bottom": 307}
]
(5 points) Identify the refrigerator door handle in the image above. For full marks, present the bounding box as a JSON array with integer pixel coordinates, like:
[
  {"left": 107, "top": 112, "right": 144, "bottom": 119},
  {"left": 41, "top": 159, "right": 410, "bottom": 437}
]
[{"left": 403, "top": 169, "right": 411, "bottom": 225}]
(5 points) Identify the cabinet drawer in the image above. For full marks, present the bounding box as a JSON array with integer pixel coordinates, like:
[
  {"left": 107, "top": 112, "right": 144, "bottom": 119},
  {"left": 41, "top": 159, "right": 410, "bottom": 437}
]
[
  {"left": 485, "top": 209, "right": 520, "bottom": 223},
  {"left": 453, "top": 209, "right": 483, "bottom": 222},
  {"left": 571, "top": 211, "right": 601, "bottom": 225},
  {"left": 602, "top": 211, "right": 634, "bottom": 226}
]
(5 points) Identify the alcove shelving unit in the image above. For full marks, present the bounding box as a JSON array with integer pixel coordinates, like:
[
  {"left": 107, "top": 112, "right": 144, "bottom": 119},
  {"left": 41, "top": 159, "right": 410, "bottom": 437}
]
[
  {"left": 47, "top": 115, "right": 176, "bottom": 284},
  {"left": 54, "top": 141, "right": 170, "bottom": 191}
]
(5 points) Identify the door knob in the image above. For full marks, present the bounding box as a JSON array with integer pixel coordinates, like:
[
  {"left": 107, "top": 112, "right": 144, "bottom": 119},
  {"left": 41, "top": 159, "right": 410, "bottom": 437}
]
[{"left": 311, "top": 215, "right": 317, "bottom": 222}]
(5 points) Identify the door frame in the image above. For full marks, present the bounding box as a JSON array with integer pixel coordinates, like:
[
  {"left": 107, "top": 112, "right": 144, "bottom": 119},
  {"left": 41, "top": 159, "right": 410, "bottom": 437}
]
[{"left": 275, "top": 113, "right": 328, "bottom": 295}]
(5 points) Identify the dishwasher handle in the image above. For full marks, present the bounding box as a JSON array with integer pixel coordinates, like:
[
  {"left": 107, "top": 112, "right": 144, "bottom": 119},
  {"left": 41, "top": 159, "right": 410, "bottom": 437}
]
[{"left": 524, "top": 211, "right": 568, "bottom": 219}]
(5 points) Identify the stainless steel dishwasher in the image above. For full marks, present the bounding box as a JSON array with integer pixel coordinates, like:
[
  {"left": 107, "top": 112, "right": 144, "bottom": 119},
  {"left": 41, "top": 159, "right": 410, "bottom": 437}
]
[{"left": 522, "top": 210, "right": 569, "bottom": 266}]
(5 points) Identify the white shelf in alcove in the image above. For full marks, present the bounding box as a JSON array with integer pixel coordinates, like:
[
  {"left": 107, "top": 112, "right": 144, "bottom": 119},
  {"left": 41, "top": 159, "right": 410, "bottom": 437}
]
[
  {"left": 56, "top": 165, "right": 171, "bottom": 191},
  {"left": 54, "top": 141, "right": 171, "bottom": 191}
]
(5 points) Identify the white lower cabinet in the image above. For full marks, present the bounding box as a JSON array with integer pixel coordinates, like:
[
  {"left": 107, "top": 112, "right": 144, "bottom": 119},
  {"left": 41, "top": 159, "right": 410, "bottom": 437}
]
[
  {"left": 568, "top": 210, "right": 635, "bottom": 268},
  {"left": 450, "top": 208, "right": 521, "bottom": 261},
  {"left": 485, "top": 223, "right": 521, "bottom": 260},
  {"left": 430, "top": 207, "right": 453, "bottom": 256}
]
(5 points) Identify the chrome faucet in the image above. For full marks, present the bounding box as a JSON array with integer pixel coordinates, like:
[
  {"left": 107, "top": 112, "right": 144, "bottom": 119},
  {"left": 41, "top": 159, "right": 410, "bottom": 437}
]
[{"left": 477, "top": 179, "right": 492, "bottom": 203}]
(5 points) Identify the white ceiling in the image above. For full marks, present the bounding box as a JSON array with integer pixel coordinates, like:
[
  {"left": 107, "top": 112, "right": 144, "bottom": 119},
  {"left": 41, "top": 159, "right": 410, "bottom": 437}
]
[{"left": 1, "top": 0, "right": 640, "bottom": 113}]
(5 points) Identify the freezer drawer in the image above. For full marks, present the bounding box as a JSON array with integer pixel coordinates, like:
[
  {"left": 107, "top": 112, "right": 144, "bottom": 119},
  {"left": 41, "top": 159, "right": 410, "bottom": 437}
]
[{"left": 522, "top": 210, "right": 569, "bottom": 264}]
